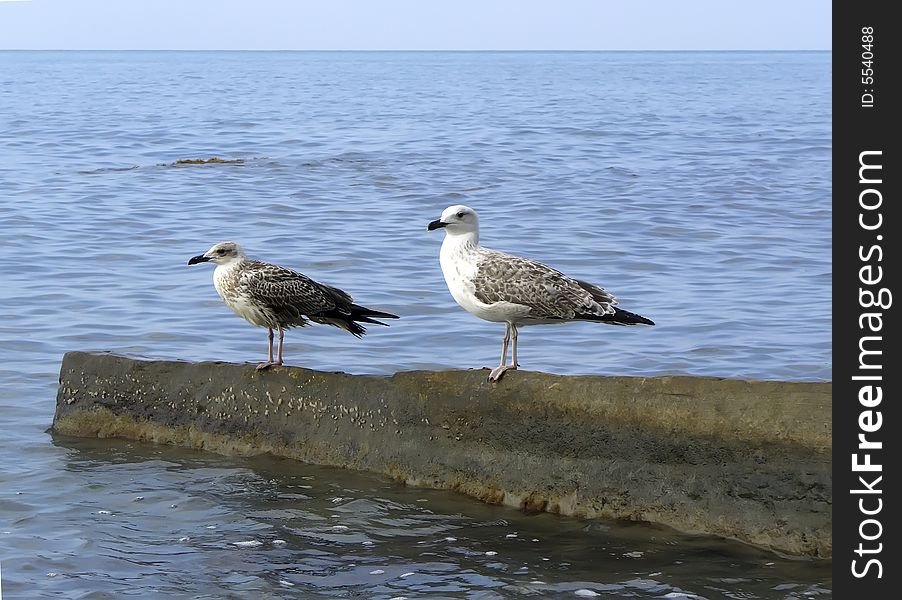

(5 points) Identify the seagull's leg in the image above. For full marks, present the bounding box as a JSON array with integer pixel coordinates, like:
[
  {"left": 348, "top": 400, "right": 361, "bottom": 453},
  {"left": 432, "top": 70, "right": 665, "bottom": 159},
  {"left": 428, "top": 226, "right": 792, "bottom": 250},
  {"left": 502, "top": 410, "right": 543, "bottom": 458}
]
[
  {"left": 489, "top": 323, "right": 516, "bottom": 381},
  {"left": 276, "top": 326, "right": 285, "bottom": 366},
  {"left": 257, "top": 327, "right": 276, "bottom": 370},
  {"left": 511, "top": 324, "right": 520, "bottom": 369},
  {"left": 499, "top": 323, "right": 511, "bottom": 366},
  {"left": 488, "top": 324, "right": 510, "bottom": 375}
]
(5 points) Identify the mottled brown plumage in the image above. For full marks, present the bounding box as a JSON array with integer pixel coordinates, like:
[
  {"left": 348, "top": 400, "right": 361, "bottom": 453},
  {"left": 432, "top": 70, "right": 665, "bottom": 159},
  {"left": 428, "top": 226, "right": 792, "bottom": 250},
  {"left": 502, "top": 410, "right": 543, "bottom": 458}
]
[
  {"left": 189, "top": 241, "right": 398, "bottom": 369},
  {"left": 472, "top": 249, "right": 617, "bottom": 321},
  {"left": 218, "top": 259, "right": 359, "bottom": 331}
]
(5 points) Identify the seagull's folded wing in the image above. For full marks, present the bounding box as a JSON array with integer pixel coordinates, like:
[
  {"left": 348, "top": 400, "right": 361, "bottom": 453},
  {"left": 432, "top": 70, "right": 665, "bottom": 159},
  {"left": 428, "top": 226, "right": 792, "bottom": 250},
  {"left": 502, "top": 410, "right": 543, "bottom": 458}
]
[
  {"left": 472, "top": 250, "right": 617, "bottom": 320},
  {"left": 238, "top": 262, "right": 339, "bottom": 322}
]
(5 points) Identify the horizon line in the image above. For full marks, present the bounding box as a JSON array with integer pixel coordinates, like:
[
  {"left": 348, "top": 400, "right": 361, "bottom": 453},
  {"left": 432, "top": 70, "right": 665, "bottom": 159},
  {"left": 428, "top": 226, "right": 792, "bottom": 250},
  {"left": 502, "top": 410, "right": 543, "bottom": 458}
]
[{"left": 0, "top": 48, "right": 832, "bottom": 53}]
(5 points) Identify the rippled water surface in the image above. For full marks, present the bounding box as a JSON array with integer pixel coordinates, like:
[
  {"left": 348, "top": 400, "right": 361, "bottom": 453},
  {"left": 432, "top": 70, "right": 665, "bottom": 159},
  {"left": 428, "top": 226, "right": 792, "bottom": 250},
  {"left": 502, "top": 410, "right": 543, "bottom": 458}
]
[{"left": 1, "top": 51, "right": 830, "bottom": 597}]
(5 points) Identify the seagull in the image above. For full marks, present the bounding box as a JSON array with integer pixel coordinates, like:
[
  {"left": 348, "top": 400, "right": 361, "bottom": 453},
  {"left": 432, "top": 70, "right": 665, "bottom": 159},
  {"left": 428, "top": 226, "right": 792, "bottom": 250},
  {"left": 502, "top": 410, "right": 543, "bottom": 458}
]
[
  {"left": 427, "top": 205, "right": 654, "bottom": 381},
  {"left": 188, "top": 241, "right": 398, "bottom": 369}
]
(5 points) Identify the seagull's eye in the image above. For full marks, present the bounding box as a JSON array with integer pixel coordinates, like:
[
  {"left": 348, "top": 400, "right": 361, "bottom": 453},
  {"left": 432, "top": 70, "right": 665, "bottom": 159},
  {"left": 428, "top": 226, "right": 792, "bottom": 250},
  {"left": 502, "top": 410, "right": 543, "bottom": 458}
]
[
  {"left": 217, "top": 248, "right": 227, "bottom": 255},
  {"left": 456, "top": 212, "right": 465, "bottom": 219}
]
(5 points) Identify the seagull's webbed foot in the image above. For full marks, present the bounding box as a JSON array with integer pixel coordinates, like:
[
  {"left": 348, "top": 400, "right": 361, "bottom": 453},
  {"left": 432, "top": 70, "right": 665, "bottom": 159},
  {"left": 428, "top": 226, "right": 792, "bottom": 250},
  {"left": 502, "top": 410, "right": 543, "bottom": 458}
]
[
  {"left": 255, "top": 361, "right": 282, "bottom": 371},
  {"left": 488, "top": 364, "right": 517, "bottom": 382}
]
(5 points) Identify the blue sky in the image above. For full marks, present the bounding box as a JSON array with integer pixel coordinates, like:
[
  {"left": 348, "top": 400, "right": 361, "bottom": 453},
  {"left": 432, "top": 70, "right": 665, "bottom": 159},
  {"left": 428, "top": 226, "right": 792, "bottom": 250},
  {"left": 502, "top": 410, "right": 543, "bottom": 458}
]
[{"left": 0, "top": 0, "right": 831, "bottom": 51}]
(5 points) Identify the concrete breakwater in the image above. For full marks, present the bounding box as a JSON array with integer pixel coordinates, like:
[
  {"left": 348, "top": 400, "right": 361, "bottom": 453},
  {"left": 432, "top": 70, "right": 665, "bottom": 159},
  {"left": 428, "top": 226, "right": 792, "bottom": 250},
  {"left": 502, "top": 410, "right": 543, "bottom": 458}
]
[{"left": 52, "top": 351, "right": 832, "bottom": 557}]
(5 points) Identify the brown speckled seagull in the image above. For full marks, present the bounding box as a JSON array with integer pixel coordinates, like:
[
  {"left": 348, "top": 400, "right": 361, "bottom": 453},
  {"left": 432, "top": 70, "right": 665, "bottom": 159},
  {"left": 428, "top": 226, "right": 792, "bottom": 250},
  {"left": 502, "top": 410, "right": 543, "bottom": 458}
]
[
  {"left": 188, "top": 241, "right": 398, "bottom": 369},
  {"left": 428, "top": 205, "right": 654, "bottom": 381}
]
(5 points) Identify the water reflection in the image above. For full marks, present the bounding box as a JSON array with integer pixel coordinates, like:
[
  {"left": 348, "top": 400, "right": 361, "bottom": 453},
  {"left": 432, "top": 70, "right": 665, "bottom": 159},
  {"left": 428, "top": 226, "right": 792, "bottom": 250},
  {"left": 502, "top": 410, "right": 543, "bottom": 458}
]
[{"left": 23, "top": 436, "right": 831, "bottom": 599}]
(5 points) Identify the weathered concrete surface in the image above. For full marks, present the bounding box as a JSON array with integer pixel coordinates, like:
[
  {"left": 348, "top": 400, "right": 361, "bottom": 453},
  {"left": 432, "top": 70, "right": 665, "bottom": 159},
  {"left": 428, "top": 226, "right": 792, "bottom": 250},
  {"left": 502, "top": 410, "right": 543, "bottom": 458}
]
[{"left": 53, "top": 351, "right": 832, "bottom": 557}]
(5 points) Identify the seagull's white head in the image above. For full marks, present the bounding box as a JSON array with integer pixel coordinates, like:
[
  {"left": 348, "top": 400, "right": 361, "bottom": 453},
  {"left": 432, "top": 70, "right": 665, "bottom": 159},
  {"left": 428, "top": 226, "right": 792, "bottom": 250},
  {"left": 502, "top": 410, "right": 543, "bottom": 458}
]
[
  {"left": 427, "top": 204, "right": 479, "bottom": 237},
  {"left": 188, "top": 241, "right": 247, "bottom": 267}
]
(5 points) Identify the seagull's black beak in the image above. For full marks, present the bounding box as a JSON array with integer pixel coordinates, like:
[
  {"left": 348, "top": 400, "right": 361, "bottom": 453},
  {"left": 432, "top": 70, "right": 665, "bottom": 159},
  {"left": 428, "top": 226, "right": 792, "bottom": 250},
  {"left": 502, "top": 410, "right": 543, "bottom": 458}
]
[
  {"left": 427, "top": 219, "right": 448, "bottom": 231},
  {"left": 188, "top": 254, "right": 211, "bottom": 265}
]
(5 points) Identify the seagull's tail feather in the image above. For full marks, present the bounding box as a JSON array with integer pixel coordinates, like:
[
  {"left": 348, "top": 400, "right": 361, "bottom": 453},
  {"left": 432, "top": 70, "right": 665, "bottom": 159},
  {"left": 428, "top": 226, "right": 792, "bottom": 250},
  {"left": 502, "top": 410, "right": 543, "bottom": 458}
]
[
  {"left": 311, "top": 304, "right": 398, "bottom": 338},
  {"left": 580, "top": 307, "right": 654, "bottom": 326},
  {"left": 349, "top": 304, "right": 400, "bottom": 323},
  {"left": 331, "top": 304, "right": 399, "bottom": 338},
  {"left": 339, "top": 320, "right": 368, "bottom": 338}
]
